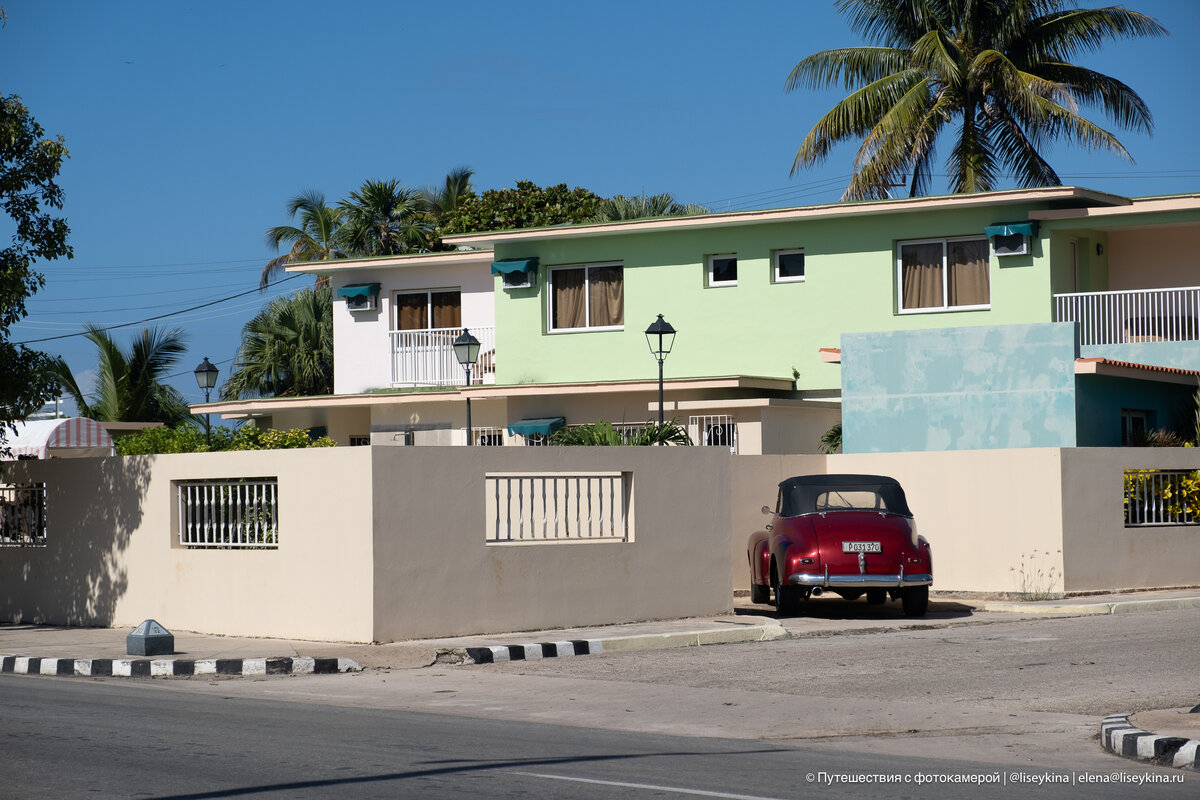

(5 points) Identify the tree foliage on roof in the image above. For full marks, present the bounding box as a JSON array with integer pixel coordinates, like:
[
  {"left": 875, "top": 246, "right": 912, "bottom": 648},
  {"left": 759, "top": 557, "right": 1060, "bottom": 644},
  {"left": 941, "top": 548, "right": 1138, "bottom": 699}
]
[
  {"left": 1, "top": 93, "right": 72, "bottom": 447},
  {"left": 788, "top": 0, "right": 1167, "bottom": 200},
  {"left": 437, "top": 180, "right": 603, "bottom": 236}
]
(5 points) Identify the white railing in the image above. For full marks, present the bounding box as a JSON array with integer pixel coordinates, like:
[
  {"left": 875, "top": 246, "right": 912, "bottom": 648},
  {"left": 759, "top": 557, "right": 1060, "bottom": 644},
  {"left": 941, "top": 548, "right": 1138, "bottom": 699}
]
[
  {"left": 1124, "top": 469, "right": 1200, "bottom": 527},
  {"left": 690, "top": 414, "right": 738, "bottom": 454},
  {"left": 473, "top": 426, "right": 504, "bottom": 446},
  {"left": 1054, "top": 286, "right": 1200, "bottom": 346},
  {"left": 485, "top": 472, "right": 629, "bottom": 543},
  {"left": 178, "top": 479, "right": 279, "bottom": 548},
  {"left": 390, "top": 326, "right": 495, "bottom": 386},
  {"left": 0, "top": 482, "right": 47, "bottom": 546}
]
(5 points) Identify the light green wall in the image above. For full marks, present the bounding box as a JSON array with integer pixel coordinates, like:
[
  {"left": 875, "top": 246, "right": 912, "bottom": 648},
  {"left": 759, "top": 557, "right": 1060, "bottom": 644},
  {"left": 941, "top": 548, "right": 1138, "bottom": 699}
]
[{"left": 494, "top": 202, "right": 1058, "bottom": 389}]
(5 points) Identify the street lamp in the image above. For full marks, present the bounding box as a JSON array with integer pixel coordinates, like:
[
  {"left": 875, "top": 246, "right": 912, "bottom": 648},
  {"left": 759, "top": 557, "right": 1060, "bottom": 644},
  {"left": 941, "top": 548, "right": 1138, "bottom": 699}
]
[
  {"left": 193, "top": 357, "right": 219, "bottom": 447},
  {"left": 453, "top": 328, "right": 481, "bottom": 445},
  {"left": 644, "top": 314, "right": 676, "bottom": 427}
]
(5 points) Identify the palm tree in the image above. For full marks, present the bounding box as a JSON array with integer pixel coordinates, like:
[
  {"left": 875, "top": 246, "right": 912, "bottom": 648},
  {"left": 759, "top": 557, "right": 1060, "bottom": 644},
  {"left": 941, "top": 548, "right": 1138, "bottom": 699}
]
[
  {"left": 261, "top": 190, "right": 347, "bottom": 289},
  {"left": 787, "top": 0, "right": 1167, "bottom": 200},
  {"left": 338, "top": 179, "right": 431, "bottom": 257},
  {"left": 590, "top": 192, "right": 709, "bottom": 222},
  {"left": 221, "top": 287, "right": 333, "bottom": 400},
  {"left": 48, "top": 325, "right": 193, "bottom": 425},
  {"left": 421, "top": 166, "right": 475, "bottom": 222}
]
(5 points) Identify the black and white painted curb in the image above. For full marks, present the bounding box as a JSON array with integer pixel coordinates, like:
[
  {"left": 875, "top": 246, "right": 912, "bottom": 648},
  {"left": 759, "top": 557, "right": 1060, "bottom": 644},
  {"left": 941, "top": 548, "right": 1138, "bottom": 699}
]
[
  {"left": 1, "top": 654, "right": 361, "bottom": 678},
  {"left": 1101, "top": 713, "right": 1200, "bottom": 771},
  {"left": 464, "top": 639, "right": 603, "bottom": 664}
]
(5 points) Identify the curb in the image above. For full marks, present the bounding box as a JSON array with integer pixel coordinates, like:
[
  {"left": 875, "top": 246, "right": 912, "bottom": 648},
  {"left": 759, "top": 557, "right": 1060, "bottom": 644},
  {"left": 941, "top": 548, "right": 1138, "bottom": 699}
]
[
  {"left": 461, "top": 620, "right": 787, "bottom": 664},
  {"left": 1100, "top": 713, "right": 1200, "bottom": 771},
  {"left": 979, "top": 597, "right": 1200, "bottom": 616},
  {"left": 0, "top": 654, "right": 361, "bottom": 678}
]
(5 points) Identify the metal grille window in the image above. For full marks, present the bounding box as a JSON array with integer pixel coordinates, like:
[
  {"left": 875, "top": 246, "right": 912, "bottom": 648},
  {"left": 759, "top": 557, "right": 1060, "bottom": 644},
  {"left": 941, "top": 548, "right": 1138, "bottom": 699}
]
[
  {"left": 349, "top": 435, "right": 370, "bottom": 447},
  {"left": 1124, "top": 469, "right": 1200, "bottom": 526},
  {"left": 521, "top": 433, "right": 551, "bottom": 447},
  {"left": 485, "top": 473, "right": 630, "bottom": 543},
  {"left": 0, "top": 482, "right": 47, "bottom": 546},
  {"left": 690, "top": 415, "right": 738, "bottom": 454},
  {"left": 178, "top": 478, "right": 280, "bottom": 548}
]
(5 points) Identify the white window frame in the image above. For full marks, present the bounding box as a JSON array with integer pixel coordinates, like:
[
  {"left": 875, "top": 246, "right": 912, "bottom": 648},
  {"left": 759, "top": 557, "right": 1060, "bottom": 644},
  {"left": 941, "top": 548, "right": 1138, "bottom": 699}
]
[
  {"left": 707, "top": 254, "right": 738, "bottom": 287},
  {"left": 896, "top": 236, "right": 990, "bottom": 314},
  {"left": 547, "top": 262, "right": 624, "bottom": 333},
  {"left": 773, "top": 249, "right": 805, "bottom": 283}
]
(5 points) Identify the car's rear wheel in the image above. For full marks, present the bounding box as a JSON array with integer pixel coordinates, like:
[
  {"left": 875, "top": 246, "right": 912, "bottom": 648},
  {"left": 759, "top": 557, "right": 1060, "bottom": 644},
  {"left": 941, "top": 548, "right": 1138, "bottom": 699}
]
[
  {"left": 866, "top": 588, "right": 887, "bottom": 605},
  {"left": 750, "top": 582, "right": 770, "bottom": 604},
  {"left": 772, "top": 569, "right": 800, "bottom": 616},
  {"left": 902, "top": 585, "right": 929, "bottom": 617}
]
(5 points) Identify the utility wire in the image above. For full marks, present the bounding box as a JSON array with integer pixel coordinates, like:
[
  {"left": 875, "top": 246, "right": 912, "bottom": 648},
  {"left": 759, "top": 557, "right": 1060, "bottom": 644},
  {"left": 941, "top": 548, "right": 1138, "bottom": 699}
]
[{"left": 14, "top": 274, "right": 304, "bottom": 345}]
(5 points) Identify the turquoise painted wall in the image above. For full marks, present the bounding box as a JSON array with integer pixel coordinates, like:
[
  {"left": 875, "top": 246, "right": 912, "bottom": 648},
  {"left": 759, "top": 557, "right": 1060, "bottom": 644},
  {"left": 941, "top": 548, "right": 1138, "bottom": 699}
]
[
  {"left": 492, "top": 200, "right": 1060, "bottom": 388},
  {"left": 1075, "top": 375, "right": 1195, "bottom": 446},
  {"left": 841, "top": 323, "right": 1080, "bottom": 453}
]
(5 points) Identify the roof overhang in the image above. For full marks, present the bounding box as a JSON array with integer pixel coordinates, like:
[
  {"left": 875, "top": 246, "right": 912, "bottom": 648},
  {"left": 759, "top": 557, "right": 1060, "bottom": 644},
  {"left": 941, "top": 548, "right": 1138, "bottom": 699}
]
[
  {"left": 1075, "top": 357, "right": 1200, "bottom": 386},
  {"left": 459, "top": 375, "right": 795, "bottom": 399},
  {"left": 1030, "top": 194, "right": 1200, "bottom": 223},
  {"left": 284, "top": 249, "right": 494, "bottom": 275},
  {"left": 443, "top": 187, "right": 1130, "bottom": 248},
  {"left": 819, "top": 348, "right": 842, "bottom": 364}
]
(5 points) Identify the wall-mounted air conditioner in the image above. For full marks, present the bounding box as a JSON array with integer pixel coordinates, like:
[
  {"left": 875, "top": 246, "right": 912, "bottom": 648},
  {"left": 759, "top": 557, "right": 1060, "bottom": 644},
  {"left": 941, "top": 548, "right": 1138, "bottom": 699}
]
[
  {"left": 345, "top": 293, "right": 377, "bottom": 312},
  {"left": 991, "top": 233, "right": 1029, "bottom": 257}
]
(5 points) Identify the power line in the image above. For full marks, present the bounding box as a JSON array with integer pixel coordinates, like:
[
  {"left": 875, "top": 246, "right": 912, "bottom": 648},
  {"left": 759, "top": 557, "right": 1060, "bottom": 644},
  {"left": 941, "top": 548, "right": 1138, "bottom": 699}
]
[{"left": 14, "top": 274, "right": 304, "bottom": 345}]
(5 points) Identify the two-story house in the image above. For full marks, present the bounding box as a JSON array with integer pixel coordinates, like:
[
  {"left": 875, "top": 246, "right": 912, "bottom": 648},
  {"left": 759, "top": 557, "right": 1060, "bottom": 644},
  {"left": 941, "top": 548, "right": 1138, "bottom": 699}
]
[{"left": 203, "top": 186, "right": 1200, "bottom": 454}]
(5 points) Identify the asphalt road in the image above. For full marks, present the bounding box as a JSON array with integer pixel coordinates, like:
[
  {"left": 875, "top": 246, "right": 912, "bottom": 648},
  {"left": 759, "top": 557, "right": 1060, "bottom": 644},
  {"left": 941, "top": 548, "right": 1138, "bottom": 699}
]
[{"left": 1, "top": 676, "right": 1192, "bottom": 800}]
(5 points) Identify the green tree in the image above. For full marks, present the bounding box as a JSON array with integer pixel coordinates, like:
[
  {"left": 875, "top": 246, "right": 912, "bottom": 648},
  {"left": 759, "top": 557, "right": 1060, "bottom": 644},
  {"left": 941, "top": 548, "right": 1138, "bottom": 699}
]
[
  {"left": 48, "top": 325, "right": 193, "bottom": 425},
  {"left": 261, "top": 189, "right": 347, "bottom": 289},
  {"left": 1, "top": 94, "right": 72, "bottom": 447},
  {"left": 339, "top": 179, "right": 431, "bottom": 257},
  {"left": 590, "top": 192, "right": 708, "bottom": 222},
  {"left": 550, "top": 419, "right": 693, "bottom": 446},
  {"left": 115, "top": 423, "right": 335, "bottom": 455},
  {"left": 439, "top": 180, "right": 603, "bottom": 235},
  {"left": 221, "top": 287, "right": 333, "bottom": 400},
  {"left": 787, "top": 0, "right": 1167, "bottom": 200}
]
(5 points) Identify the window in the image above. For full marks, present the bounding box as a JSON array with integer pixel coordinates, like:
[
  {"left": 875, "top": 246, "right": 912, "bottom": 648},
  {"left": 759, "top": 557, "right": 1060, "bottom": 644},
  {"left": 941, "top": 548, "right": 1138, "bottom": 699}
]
[
  {"left": 690, "top": 414, "right": 738, "bottom": 454},
  {"left": 349, "top": 435, "right": 370, "bottom": 447},
  {"left": 707, "top": 254, "right": 737, "bottom": 287},
  {"left": 395, "top": 289, "right": 461, "bottom": 331},
  {"left": 1122, "top": 409, "right": 1153, "bottom": 445},
  {"left": 0, "top": 482, "right": 47, "bottom": 547},
  {"left": 897, "top": 237, "right": 989, "bottom": 312},
  {"left": 774, "top": 249, "right": 805, "bottom": 283},
  {"left": 548, "top": 263, "right": 623, "bottom": 331}
]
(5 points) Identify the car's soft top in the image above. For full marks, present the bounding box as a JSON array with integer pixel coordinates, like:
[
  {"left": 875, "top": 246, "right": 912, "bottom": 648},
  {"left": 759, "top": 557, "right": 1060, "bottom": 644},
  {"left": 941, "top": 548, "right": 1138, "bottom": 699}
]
[{"left": 778, "top": 474, "right": 912, "bottom": 518}]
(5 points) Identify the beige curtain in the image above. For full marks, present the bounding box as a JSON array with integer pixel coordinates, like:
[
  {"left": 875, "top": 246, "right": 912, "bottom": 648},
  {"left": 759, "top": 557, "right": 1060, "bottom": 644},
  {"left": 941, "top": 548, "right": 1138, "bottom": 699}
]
[
  {"left": 900, "top": 242, "right": 944, "bottom": 309},
  {"left": 947, "top": 239, "right": 990, "bottom": 307},
  {"left": 552, "top": 268, "right": 586, "bottom": 329},
  {"left": 396, "top": 293, "right": 428, "bottom": 330},
  {"left": 431, "top": 291, "right": 461, "bottom": 329},
  {"left": 588, "top": 266, "right": 624, "bottom": 327}
]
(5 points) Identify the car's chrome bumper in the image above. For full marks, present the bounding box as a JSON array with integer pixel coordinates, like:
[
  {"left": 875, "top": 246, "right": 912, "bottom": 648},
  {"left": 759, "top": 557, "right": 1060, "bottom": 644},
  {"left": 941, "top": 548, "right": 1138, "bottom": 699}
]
[{"left": 788, "top": 567, "right": 932, "bottom": 589}]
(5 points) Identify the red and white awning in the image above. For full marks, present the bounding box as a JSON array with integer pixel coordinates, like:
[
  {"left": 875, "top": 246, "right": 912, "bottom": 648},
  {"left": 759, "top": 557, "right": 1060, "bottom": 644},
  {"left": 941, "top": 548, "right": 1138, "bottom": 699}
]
[{"left": 4, "top": 417, "right": 115, "bottom": 459}]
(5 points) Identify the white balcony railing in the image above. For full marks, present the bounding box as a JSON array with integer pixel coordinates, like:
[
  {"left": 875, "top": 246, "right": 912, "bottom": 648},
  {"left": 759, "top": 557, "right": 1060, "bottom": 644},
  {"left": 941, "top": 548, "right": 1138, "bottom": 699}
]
[
  {"left": 390, "top": 326, "right": 495, "bottom": 387},
  {"left": 1054, "top": 286, "right": 1200, "bottom": 347}
]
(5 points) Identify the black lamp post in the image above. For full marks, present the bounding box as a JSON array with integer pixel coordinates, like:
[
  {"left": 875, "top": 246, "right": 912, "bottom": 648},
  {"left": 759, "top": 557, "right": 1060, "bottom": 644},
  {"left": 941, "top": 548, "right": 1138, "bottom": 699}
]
[
  {"left": 453, "top": 328, "right": 481, "bottom": 445},
  {"left": 644, "top": 314, "right": 676, "bottom": 427},
  {"left": 193, "top": 357, "right": 219, "bottom": 447}
]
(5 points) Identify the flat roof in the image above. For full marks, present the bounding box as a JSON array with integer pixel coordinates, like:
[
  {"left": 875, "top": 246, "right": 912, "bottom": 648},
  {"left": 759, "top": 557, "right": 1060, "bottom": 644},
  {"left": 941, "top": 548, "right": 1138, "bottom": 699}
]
[
  {"left": 442, "top": 187, "right": 1130, "bottom": 248},
  {"left": 284, "top": 249, "right": 494, "bottom": 275}
]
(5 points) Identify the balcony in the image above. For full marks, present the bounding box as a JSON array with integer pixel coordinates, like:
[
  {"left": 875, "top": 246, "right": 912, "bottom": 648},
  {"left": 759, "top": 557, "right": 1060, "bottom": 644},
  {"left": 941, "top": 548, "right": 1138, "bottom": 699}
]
[
  {"left": 1053, "top": 286, "right": 1200, "bottom": 347},
  {"left": 390, "top": 326, "right": 495, "bottom": 387}
]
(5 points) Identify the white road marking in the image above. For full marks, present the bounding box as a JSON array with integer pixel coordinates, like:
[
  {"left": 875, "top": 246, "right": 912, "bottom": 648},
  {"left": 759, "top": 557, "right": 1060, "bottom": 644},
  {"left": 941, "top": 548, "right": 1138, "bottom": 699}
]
[{"left": 510, "top": 771, "right": 788, "bottom": 800}]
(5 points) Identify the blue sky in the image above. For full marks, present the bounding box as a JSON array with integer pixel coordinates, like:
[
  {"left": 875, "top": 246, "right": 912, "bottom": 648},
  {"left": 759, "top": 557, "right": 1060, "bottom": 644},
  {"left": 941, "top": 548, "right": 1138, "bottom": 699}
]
[{"left": 4, "top": 0, "right": 1199, "bottom": 410}]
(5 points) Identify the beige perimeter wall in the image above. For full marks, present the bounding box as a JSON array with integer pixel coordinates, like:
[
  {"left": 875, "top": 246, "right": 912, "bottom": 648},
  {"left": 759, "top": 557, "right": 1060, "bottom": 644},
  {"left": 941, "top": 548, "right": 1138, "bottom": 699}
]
[{"left": 1, "top": 446, "right": 732, "bottom": 642}]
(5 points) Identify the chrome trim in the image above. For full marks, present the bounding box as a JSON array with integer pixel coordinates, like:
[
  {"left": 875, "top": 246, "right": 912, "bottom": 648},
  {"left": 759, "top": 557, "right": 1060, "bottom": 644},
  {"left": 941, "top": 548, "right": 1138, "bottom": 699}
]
[{"left": 788, "top": 572, "right": 933, "bottom": 588}]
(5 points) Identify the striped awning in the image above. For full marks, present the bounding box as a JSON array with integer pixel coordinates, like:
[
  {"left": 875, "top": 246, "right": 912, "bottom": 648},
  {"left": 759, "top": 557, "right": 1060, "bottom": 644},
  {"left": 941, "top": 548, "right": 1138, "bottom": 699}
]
[{"left": 4, "top": 418, "right": 116, "bottom": 459}]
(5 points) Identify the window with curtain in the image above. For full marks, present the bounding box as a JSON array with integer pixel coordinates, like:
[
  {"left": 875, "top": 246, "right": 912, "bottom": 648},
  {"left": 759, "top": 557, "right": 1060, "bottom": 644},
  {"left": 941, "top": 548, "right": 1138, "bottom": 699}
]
[
  {"left": 549, "top": 263, "right": 624, "bottom": 331},
  {"left": 897, "top": 237, "right": 989, "bottom": 312},
  {"left": 395, "top": 290, "right": 461, "bottom": 330}
]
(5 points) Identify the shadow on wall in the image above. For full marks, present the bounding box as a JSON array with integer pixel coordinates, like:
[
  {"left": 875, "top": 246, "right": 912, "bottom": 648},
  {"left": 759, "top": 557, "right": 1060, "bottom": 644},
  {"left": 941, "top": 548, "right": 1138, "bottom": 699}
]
[{"left": 1, "top": 454, "right": 152, "bottom": 626}]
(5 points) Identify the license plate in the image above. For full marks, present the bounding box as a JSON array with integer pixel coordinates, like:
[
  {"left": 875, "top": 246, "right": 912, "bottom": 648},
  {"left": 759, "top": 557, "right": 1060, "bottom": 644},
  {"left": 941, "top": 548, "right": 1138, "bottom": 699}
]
[{"left": 842, "top": 541, "right": 882, "bottom": 553}]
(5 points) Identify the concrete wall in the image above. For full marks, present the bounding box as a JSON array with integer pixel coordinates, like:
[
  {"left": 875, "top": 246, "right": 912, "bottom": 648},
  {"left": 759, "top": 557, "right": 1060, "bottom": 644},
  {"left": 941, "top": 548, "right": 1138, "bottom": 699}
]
[
  {"left": 0, "top": 446, "right": 732, "bottom": 642},
  {"left": 841, "top": 323, "right": 1079, "bottom": 453},
  {"left": 369, "top": 446, "right": 732, "bottom": 640},
  {"left": 0, "top": 449, "right": 377, "bottom": 641}
]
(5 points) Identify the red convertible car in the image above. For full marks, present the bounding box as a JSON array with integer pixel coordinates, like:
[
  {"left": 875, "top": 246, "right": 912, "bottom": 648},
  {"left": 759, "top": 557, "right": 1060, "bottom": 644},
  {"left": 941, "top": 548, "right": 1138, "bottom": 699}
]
[{"left": 747, "top": 474, "right": 932, "bottom": 616}]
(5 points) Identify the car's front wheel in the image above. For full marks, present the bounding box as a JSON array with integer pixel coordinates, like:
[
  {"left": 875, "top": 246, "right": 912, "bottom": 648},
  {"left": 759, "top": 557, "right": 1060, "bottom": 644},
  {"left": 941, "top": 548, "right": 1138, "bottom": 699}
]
[{"left": 902, "top": 585, "right": 929, "bottom": 617}]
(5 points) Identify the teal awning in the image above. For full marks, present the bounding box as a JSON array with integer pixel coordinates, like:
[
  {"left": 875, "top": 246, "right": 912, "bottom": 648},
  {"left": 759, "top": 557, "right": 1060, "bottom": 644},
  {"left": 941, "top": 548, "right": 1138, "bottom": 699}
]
[
  {"left": 984, "top": 222, "right": 1038, "bottom": 237},
  {"left": 491, "top": 258, "right": 539, "bottom": 276},
  {"left": 336, "top": 283, "right": 380, "bottom": 299},
  {"left": 507, "top": 417, "right": 565, "bottom": 437}
]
